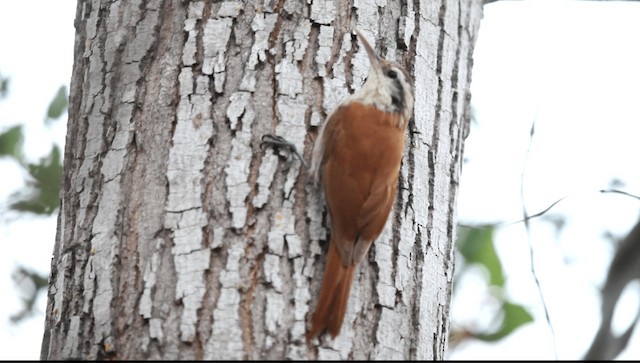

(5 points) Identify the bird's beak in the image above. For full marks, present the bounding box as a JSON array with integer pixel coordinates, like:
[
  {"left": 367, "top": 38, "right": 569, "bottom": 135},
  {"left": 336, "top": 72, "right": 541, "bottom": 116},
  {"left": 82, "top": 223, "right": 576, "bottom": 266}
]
[{"left": 355, "top": 30, "right": 383, "bottom": 75}]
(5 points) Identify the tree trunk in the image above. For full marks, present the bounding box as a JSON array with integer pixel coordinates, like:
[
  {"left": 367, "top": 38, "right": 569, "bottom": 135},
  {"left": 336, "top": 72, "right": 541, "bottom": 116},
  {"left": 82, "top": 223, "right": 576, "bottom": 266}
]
[{"left": 40, "top": 0, "right": 482, "bottom": 360}]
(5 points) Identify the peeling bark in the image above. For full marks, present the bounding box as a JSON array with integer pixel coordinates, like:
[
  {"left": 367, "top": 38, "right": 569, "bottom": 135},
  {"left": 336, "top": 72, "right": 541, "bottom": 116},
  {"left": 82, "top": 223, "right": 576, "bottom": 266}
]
[{"left": 41, "top": 0, "right": 483, "bottom": 360}]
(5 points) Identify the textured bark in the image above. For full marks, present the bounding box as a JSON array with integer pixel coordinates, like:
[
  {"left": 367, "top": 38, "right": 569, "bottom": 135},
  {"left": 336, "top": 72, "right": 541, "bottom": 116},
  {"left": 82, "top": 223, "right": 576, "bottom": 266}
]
[{"left": 40, "top": 0, "right": 482, "bottom": 360}]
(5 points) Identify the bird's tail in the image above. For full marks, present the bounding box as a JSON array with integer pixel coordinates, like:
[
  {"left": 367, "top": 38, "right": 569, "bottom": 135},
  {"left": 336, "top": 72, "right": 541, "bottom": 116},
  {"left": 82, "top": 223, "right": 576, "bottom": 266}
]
[{"left": 307, "top": 240, "right": 356, "bottom": 341}]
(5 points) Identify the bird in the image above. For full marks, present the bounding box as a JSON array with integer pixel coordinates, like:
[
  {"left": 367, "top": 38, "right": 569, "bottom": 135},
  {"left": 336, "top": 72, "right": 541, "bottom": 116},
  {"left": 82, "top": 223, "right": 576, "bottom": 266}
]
[{"left": 305, "top": 29, "right": 414, "bottom": 341}]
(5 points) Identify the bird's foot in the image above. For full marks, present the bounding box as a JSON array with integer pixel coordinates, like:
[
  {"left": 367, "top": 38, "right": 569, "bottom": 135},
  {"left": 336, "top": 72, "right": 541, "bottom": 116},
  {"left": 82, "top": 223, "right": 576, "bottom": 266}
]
[{"left": 260, "top": 134, "right": 308, "bottom": 170}]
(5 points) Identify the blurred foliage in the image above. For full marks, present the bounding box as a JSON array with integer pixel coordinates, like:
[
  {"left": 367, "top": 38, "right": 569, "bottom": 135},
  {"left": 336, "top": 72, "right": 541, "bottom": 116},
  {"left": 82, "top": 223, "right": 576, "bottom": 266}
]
[
  {"left": 10, "top": 267, "right": 50, "bottom": 323},
  {"left": 0, "top": 71, "right": 67, "bottom": 324},
  {"left": 450, "top": 224, "right": 534, "bottom": 348},
  {"left": 0, "top": 124, "right": 24, "bottom": 161},
  {"left": 475, "top": 301, "right": 533, "bottom": 342},
  {"left": 0, "top": 71, "right": 8, "bottom": 98},
  {"left": 0, "top": 83, "right": 67, "bottom": 216},
  {"left": 457, "top": 226, "right": 505, "bottom": 287},
  {"left": 9, "top": 145, "right": 63, "bottom": 214},
  {"left": 46, "top": 85, "right": 68, "bottom": 123}
]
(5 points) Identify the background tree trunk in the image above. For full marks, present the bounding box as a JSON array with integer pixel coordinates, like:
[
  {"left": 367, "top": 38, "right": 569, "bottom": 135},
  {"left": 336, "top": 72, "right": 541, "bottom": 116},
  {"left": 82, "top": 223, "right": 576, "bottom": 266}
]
[{"left": 40, "top": 0, "right": 482, "bottom": 360}]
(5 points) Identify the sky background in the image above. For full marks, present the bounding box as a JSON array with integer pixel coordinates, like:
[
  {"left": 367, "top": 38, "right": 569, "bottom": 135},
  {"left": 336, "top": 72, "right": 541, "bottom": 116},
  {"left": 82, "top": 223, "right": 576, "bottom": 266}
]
[{"left": 1, "top": 0, "right": 640, "bottom": 360}]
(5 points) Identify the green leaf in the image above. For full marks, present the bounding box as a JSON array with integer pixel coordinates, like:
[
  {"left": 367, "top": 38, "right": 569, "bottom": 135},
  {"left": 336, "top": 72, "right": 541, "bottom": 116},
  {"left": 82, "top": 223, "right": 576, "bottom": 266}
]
[
  {"left": 457, "top": 225, "right": 505, "bottom": 287},
  {"left": 10, "top": 145, "right": 63, "bottom": 215},
  {"left": 475, "top": 301, "right": 534, "bottom": 342},
  {"left": 45, "top": 85, "right": 68, "bottom": 123},
  {"left": 0, "top": 125, "right": 24, "bottom": 161}
]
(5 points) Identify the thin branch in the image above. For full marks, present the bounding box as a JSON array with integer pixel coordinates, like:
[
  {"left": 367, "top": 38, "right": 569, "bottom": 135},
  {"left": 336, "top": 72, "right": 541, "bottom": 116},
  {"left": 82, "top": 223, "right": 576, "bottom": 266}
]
[
  {"left": 519, "top": 118, "right": 558, "bottom": 360},
  {"left": 458, "top": 189, "right": 640, "bottom": 230}
]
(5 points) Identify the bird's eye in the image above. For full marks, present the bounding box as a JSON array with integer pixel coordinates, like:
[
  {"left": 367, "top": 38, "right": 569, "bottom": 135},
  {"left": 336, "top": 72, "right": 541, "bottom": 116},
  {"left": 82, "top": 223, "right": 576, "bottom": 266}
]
[{"left": 386, "top": 69, "right": 397, "bottom": 79}]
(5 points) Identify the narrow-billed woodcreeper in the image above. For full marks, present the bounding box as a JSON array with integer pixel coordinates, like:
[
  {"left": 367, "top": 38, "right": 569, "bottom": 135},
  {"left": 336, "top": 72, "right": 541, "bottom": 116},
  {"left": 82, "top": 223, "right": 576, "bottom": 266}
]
[{"left": 306, "top": 30, "right": 414, "bottom": 340}]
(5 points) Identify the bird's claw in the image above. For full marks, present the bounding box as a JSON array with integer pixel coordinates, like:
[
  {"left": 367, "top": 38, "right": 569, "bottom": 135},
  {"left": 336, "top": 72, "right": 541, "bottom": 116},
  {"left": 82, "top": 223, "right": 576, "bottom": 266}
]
[{"left": 260, "top": 134, "right": 308, "bottom": 169}]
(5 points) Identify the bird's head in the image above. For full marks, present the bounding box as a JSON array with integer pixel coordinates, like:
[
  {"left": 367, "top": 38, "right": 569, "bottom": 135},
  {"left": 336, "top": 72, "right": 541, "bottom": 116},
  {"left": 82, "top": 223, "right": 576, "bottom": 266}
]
[{"left": 355, "top": 29, "right": 414, "bottom": 121}]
